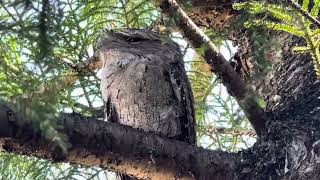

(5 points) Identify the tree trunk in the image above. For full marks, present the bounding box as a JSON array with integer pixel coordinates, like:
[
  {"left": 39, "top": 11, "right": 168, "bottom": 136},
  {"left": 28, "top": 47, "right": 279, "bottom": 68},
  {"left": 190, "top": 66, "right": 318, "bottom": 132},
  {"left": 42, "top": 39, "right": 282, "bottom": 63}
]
[{"left": 236, "top": 34, "right": 320, "bottom": 179}]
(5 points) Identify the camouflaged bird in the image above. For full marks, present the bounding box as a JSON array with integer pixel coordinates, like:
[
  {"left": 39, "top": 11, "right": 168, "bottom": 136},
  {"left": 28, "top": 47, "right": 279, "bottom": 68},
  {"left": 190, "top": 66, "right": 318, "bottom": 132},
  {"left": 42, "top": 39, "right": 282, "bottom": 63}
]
[{"left": 96, "top": 29, "right": 196, "bottom": 179}]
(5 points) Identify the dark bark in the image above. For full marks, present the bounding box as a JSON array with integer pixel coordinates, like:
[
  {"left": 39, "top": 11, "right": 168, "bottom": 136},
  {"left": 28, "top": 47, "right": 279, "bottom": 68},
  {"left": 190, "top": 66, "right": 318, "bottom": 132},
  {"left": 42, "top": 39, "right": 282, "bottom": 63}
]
[
  {"left": 234, "top": 35, "right": 320, "bottom": 179},
  {"left": 0, "top": 103, "right": 237, "bottom": 180},
  {"left": 178, "top": 0, "right": 237, "bottom": 31},
  {"left": 180, "top": 0, "right": 236, "bottom": 8}
]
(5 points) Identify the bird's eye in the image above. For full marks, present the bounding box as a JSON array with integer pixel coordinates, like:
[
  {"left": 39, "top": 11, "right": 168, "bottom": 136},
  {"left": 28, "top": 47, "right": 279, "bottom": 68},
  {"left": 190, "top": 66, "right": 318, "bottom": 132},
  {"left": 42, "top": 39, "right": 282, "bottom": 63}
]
[
  {"left": 127, "top": 37, "right": 142, "bottom": 42},
  {"left": 7, "top": 111, "right": 13, "bottom": 117},
  {"left": 7, "top": 111, "right": 15, "bottom": 121}
]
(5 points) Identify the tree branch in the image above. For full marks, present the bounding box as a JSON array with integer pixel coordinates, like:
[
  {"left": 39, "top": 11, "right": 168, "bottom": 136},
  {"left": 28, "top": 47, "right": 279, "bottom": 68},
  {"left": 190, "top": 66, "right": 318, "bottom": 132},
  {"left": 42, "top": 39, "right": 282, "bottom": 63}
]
[
  {"left": 0, "top": 102, "right": 238, "bottom": 180},
  {"left": 159, "top": 0, "right": 267, "bottom": 136},
  {"left": 23, "top": 55, "right": 101, "bottom": 99}
]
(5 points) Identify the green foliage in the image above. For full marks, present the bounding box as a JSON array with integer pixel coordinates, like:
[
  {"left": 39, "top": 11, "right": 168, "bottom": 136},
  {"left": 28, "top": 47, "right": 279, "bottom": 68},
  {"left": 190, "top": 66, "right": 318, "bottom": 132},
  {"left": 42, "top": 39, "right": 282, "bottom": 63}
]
[
  {"left": 82, "top": 0, "right": 159, "bottom": 29},
  {"left": 0, "top": 0, "right": 160, "bottom": 178},
  {"left": 187, "top": 45, "right": 256, "bottom": 151},
  {"left": 234, "top": 0, "right": 320, "bottom": 77},
  {"left": 0, "top": 152, "right": 113, "bottom": 180},
  {"left": 0, "top": 36, "right": 26, "bottom": 96},
  {"left": 250, "top": 29, "right": 280, "bottom": 74},
  {"left": 0, "top": 153, "right": 52, "bottom": 180},
  {"left": 189, "top": 53, "right": 215, "bottom": 125}
]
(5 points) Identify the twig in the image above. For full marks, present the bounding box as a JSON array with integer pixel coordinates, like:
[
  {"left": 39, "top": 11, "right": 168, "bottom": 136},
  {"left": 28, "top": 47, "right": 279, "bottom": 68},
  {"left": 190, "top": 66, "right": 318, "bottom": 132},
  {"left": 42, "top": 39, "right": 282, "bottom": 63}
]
[
  {"left": 287, "top": 0, "right": 320, "bottom": 28},
  {"left": 23, "top": 56, "right": 101, "bottom": 99},
  {"left": 207, "top": 126, "right": 256, "bottom": 137},
  {"left": 160, "top": 0, "right": 267, "bottom": 136}
]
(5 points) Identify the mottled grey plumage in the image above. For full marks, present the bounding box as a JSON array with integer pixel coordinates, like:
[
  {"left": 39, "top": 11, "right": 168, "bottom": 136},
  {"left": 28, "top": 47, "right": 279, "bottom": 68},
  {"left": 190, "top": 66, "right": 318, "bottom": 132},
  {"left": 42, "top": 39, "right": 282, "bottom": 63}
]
[{"left": 97, "top": 29, "right": 196, "bottom": 144}]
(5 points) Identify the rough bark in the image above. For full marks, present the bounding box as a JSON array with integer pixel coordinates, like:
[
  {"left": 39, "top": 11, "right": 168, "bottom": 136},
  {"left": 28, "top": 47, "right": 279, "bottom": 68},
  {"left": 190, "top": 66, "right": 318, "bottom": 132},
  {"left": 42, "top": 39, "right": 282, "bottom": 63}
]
[
  {"left": 179, "top": 0, "right": 237, "bottom": 31},
  {"left": 236, "top": 36, "right": 320, "bottom": 179},
  {"left": 180, "top": 0, "right": 236, "bottom": 8},
  {"left": 0, "top": 103, "right": 237, "bottom": 180}
]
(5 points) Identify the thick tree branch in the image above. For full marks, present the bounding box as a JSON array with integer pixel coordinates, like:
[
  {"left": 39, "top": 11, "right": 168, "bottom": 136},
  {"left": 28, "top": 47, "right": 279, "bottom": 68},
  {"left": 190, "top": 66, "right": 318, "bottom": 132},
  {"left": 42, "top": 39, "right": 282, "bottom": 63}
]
[
  {"left": 160, "top": 0, "right": 267, "bottom": 136},
  {"left": 0, "top": 102, "right": 238, "bottom": 180}
]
